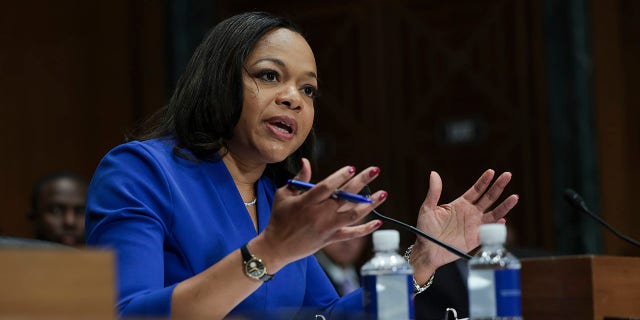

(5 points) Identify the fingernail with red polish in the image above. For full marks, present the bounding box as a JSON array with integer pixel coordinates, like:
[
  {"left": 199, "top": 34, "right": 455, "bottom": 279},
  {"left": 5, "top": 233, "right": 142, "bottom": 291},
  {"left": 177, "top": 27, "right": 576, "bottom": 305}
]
[
  {"left": 348, "top": 166, "right": 356, "bottom": 174},
  {"left": 374, "top": 220, "right": 383, "bottom": 228},
  {"left": 369, "top": 167, "right": 380, "bottom": 178},
  {"left": 378, "top": 191, "right": 388, "bottom": 201}
]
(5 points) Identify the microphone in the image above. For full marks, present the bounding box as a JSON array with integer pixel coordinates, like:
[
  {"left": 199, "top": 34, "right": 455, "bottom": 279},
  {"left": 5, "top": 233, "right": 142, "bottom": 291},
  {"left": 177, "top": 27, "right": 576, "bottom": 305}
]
[
  {"left": 360, "top": 186, "right": 472, "bottom": 260},
  {"left": 563, "top": 189, "right": 640, "bottom": 248}
]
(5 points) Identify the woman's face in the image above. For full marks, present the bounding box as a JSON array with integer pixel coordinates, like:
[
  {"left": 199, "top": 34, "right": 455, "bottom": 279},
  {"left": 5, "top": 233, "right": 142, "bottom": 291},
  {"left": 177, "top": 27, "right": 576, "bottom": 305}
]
[{"left": 228, "top": 28, "right": 317, "bottom": 165}]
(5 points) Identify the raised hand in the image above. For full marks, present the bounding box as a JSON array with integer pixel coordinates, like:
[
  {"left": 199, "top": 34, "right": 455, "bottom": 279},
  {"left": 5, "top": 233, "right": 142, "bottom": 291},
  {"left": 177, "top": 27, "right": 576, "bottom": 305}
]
[
  {"left": 408, "top": 170, "right": 519, "bottom": 284},
  {"left": 257, "top": 158, "right": 386, "bottom": 270}
]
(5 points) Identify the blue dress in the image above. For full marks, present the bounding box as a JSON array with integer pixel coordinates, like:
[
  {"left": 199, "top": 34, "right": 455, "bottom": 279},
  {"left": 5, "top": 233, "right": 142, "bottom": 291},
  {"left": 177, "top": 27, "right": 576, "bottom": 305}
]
[{"left": 85, "top": 138, "right": 363, "bottom": 319}]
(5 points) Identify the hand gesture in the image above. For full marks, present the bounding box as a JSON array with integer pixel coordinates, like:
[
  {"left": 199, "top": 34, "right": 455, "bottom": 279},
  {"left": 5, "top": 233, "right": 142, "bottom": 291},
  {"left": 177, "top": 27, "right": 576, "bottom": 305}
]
[
  {"left": 256, "top": 158, "right": 386, "bottom": 270},
  {"left": 409, "top": 170, "right": 519, "bottom": 283}
]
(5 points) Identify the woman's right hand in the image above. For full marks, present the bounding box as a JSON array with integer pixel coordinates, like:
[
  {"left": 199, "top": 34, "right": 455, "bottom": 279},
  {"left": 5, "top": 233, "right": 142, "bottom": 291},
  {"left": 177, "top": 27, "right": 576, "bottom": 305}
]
[{"left": 253, "top": 158, "right": 386, "bottom": 272}]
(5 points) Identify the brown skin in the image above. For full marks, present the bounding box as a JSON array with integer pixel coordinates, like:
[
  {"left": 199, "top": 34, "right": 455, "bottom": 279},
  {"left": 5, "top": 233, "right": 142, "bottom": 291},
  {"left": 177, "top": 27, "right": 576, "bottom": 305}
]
[{"left": 32, "top": 177, "right": 87, "bottom": 246}]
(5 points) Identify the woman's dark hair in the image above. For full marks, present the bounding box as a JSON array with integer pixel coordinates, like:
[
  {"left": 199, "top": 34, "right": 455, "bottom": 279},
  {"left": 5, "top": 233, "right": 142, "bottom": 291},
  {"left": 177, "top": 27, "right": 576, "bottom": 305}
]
[{"left": 133, "top": 12, "right": 316, "bottom": 186}]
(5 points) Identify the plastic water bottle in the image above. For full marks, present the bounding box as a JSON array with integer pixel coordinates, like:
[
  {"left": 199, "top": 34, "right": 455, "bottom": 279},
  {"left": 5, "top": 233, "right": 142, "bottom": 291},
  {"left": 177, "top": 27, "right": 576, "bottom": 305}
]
[
  {"left": 361, "top": 229, "right": 414, "bottom": 320},
  {"left": 468, "top": 224, "right": 522, "bottom": 320}
]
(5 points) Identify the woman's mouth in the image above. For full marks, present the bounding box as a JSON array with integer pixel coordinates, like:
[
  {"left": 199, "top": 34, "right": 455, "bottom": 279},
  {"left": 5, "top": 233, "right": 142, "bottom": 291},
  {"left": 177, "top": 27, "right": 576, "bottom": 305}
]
[{"left": 266, "top": 116, "right": 298, "bottom": 140}]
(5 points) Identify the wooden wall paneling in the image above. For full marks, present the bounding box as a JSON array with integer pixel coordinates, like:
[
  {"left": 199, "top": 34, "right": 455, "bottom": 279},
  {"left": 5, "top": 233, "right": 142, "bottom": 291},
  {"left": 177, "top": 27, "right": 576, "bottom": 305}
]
[
  {"left": 0, "top": 1, "right": 165, "bottom": 239},
  {"left": 529, "top": 0, "right": 555, "bottom": 251},
  {"left": 514, "top": 0, "right": 554, "bottom": 250},
  {"left": 362, "top": 0, "right": 548, "bottom": 251},
  {"left": 129, "top": 1, "right": 167, "bottom": 122},
  {"left": 619, "top": 0, "right": 640, "bottom": 256},
  {"left": 591, "top": 0, "right": 640, "bottom": 256}
]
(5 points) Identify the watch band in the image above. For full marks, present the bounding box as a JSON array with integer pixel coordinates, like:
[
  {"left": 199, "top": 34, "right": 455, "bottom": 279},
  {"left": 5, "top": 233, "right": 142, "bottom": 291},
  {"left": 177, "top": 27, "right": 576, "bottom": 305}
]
[{"left": 241, "top": 243, "right": 274, "bottom": 282}]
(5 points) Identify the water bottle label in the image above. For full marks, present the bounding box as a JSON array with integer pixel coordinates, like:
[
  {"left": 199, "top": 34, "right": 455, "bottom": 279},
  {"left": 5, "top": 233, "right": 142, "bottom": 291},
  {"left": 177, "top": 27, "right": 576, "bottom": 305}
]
[
  {"left": 494, "top": 269, "right": 521, "bottom": 317},
  {"left": 468, "top": 269, "right": 521, "bottom": 318},
  {"left": 362, "top": 274, "right": 414, "bottom": 319},
  {"left": 468, "top": 269, "right": 497, "bottom": 317}
]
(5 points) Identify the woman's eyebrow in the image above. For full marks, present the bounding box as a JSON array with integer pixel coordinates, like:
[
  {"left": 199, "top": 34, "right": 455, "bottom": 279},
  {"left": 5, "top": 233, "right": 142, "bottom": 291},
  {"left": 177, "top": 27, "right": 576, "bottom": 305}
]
[
  {"left": 306, "top": 71, "right": 318, "bottom": 80},
  {"left": 253, "top": 57, "right": 317, "bottom": 79},
  {"left": 253, "top": 57, "right": 285, "bottom": 67}
]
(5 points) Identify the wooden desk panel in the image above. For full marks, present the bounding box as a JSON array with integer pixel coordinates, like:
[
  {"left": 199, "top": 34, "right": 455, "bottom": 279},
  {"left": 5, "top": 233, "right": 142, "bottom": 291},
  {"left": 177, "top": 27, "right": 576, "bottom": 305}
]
[
  {"left": 0, "top": 248, "right": 115, "bottom": 319},
  {"left": 522, "top": 255, "right": 640, "bottom": 320}
]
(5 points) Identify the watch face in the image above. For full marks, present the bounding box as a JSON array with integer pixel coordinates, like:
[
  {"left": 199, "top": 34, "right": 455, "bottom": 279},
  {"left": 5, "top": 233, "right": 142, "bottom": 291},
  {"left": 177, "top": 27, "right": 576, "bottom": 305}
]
[{"left": 245, "top": 258, "right": 266, "bottom": 279}]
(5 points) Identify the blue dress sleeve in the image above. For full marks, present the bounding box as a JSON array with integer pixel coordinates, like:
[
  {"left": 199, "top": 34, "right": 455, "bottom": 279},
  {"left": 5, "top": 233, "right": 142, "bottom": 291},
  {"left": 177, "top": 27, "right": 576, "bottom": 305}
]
[{"left": 85, "top": 142, "right": 175, "bottom": 318}]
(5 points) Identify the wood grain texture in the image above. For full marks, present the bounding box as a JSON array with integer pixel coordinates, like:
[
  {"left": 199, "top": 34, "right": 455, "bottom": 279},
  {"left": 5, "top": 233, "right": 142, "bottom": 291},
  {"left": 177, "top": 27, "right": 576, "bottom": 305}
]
[
  {"left": 0, "top": 248, "right": 115, "bottom": 319},
  {"left": 0, "top": 1, "right": 165, "bottom": 240},
  {"left": 522, "top": 255, "right": 640, "bottom": 319}
]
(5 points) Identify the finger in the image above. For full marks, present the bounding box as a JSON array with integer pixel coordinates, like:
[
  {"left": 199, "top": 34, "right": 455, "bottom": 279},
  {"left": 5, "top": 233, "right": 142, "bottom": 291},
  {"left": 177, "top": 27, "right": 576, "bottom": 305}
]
[
  {"left": 334, "top": 190, "right": 388, "bottom": 225},
  {"left": 461, "top": 169, "right": 495, "bottom": 203},
  {"left": 291, "top": 158, "right": 312, "bottom": 181},
  {"left": 481, "top": 194, "right": 519, "bottom": 223},
  {"left": 422, "top": 171, "right": 443, "bottom": 208},
  {"left": 335, "top": 166, "right": 381, "bottom": 196},
  {"left": 329, "top": 219, "right": 383, "bottom": 243},
  {"left": 285, "top": 158, "right": 312, "bottom": 195},
  {"left": 296, "top": 158, "right": 312, "bottom": 181},
  {"left": 474, "top": 172, "right": 512, "bottom": 211},
  {"left": 303, "top": 165, "right": 357, "bottom": 203}
]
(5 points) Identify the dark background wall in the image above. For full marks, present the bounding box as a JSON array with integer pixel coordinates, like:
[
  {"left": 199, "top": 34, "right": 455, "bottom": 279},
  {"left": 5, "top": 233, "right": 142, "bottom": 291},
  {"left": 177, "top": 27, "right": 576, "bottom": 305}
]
[
  {"left": 0, "top": 0, "right": 637, "bottom": 257},
  {"left": 0, "top": 1, "right": 165, "bottom": 240}
]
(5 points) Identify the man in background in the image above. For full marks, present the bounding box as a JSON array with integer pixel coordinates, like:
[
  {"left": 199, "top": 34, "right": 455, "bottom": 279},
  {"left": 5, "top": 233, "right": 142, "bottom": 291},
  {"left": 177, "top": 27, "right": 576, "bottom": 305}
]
[{"left": 28, "top": 171, "right": 88, "bottom": 247}]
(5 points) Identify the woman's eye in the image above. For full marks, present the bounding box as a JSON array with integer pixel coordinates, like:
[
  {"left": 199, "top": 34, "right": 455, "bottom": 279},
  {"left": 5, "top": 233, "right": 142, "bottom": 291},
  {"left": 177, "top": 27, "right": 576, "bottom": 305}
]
[
  {"left": 302, "top": 86, "right": 318, "bottom": 98},
  {"left": 258, "top": 70, "right": 278, "bottom": 82}
]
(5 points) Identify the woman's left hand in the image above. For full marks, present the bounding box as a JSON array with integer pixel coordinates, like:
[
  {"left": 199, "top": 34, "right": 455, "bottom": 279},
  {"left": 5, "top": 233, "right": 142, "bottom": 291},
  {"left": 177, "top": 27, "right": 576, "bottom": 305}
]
[{"left": 408, "top": 170, "right": 519, "bottom": 285}]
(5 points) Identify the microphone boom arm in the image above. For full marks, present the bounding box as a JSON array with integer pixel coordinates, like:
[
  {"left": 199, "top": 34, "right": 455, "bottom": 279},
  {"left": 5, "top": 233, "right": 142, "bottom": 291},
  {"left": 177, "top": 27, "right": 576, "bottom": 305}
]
[
  {"left": 564, "top": 189, "right": 640, "bottom": 249},
  {"left": 371, "top": 209, "right": 473, "bottom": 260}
]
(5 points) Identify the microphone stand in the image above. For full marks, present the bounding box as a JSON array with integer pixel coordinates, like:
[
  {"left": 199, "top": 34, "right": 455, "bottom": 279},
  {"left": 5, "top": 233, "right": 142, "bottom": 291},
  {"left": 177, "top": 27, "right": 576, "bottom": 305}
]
[{"left": 564, "top": 189, "right": 640, "bottom": 248}]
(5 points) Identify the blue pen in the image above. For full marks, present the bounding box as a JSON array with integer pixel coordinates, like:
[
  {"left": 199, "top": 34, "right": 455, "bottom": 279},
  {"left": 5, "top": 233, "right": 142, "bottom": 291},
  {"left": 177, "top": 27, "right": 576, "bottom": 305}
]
[{"left": 286, "top": 179, "right": 373, "bottom": 204}]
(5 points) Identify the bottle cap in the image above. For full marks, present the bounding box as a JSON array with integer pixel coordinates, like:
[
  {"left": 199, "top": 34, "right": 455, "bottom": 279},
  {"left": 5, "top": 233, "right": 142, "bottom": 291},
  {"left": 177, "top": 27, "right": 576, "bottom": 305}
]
[
  {"left": 372, "top": 229, "right": 400, "bottom": 251},
  {"left": 479, "top": 223, "right": 507, "bottom": 245}
]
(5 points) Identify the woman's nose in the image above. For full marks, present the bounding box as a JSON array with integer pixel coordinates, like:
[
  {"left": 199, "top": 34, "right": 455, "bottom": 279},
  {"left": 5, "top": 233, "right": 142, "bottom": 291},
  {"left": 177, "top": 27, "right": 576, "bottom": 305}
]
[{"left": 275, "top": 85, "right": 302, "bottom": 111}]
